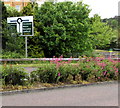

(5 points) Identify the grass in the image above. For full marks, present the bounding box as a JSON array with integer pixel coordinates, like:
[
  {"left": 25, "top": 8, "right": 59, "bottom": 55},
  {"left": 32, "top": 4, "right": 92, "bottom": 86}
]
[
  {"left": 0, "top": 63, "right": 50, "bottom": 69},
  {"left": 95, "top": 50, "right": 119, "bottom": 53},
  {"left": 12, "top": 63, "right": 49, "bottom": 68},
  {"left": 0, "top": 60, "right": 78, "bottom": 69}
]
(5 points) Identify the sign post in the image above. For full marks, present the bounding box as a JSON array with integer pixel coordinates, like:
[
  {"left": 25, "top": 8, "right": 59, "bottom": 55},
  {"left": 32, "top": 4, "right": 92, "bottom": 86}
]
[
  {"left": 25, "top": 36, "right": 28, "bottom": 58},
  {"left": 7, "top": 16, "right": 34, "bottom": 58}
]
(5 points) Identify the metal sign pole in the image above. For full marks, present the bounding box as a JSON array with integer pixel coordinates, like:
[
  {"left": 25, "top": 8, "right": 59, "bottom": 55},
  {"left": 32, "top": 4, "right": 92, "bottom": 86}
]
[{"left": 25, "top": 36, "right": 28, "bottom": 58}]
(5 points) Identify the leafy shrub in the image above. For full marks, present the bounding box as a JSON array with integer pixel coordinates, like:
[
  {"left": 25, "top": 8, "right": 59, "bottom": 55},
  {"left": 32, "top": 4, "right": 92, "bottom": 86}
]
[
  {"left": 80, "top": 57, "right": 119, "bottom": 82},
  {"left": 1, "top": 65, "right": 29, "bottom": 85},
  {"left": 28, "top": 47, "right": 45, "bottom": 58},
  {"left": 30, "top": 57, "right": 119, "bottom": 84},
  {"left": 1, "top": 50, "right": 24, "bottom": 58},
  {"left": 30, "top": 64, "right": 58, "bottom": 83},
  {"left": 30, "top": 56, "right": 71, "bottom": 83},
  {"left": 58, "top": 64, "right": 80, "bottom": 82}
]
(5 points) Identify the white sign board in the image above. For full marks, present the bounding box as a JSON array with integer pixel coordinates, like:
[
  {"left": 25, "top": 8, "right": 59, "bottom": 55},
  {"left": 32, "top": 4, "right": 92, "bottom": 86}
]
[{"left": 7, "top": 16, "right": 34, "bottom": 36}]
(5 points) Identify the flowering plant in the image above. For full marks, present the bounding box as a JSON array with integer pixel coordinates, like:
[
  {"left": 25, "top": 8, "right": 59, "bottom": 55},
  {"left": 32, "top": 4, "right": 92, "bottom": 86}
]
[{"left": 30, "top": 56, "right": 119, "bottom": 83}]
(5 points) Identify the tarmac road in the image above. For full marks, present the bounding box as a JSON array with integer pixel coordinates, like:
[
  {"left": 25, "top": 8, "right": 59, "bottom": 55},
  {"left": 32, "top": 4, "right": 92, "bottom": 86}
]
[
  {"left": 24, "top": 67, "right": 37, "bottom": 73},
  {"left": 2, "top": 82, "right": 118, "bottom": 106}
]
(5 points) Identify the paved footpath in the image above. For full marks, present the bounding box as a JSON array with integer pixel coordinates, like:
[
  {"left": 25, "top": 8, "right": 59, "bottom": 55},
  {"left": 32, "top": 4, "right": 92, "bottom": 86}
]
[{"left": 2, "top": 82, "right": 119, "bottom": 106}]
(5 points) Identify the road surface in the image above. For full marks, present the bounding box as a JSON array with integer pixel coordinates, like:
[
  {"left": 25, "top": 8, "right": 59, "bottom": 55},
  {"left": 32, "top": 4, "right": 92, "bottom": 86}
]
[
  {"left": 2, "top": 82, "right": 118, "bottom": 106},
  {"left": 24, "top": 67, "right": 37, "bottom": 73}
]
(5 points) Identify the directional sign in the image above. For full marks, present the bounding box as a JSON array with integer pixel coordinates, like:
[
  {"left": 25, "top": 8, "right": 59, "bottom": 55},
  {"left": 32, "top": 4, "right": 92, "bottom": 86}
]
[
  {"left": 7, "top": 16, "right": 34, "bottom": 36},
  {"left": 8, "top": 23, "right": 17, "bottom": 33},
  {"left": 22, "top": 22, "right": 32, "bottom": 35}
]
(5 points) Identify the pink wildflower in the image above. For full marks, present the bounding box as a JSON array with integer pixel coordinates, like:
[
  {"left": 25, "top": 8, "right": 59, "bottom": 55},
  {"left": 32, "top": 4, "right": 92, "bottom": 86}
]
[
  {"left": 115, "top": 68, "right": 118, "bottom": 73},
  {"left": 86, "top": 59, "right": 90, "bottom": 62},
  {"left": 58, "top": 72, "right": 61, "bottom": 76},
  {"left": 103, "top": 71, "right": 107, "bottom": 76},
  {"left": 98, "top": 77, "right": 101, "bottom": 79},
  {"left": 97, "top": 62, "right": 106, "bottom": 68}
]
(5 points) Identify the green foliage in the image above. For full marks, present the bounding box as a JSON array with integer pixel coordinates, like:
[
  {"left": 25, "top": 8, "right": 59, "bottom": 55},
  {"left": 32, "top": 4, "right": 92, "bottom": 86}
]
[
  {"left": 1, "top": 2, "right": 24, "bottom": 56},
  {"left": 1, "top": 57, "right": 119, "bottom": 86},
  {"left": 1, "top": 0, "right": 119, "bottom": 58},
  {"left": 20, "top": 2, "right": 42, "bottom": 57},
  {"left": 81, "top": 57, "right": 118, "bottom": 81},
  {"left": 1, "top": 3, "right": 24, "bottom": 54},
  {"left": 33, "top": 1, "right": 92, "bottom": 57},
  {"left": 102, "top": 16, "right": 119, "bottom": 49},
  {"left": 102, "top": 16, "right": 118, "bottom": 30},
  {"left": 2, "top": 66, "right": 29, "bottom": 85},
  {"left": 1, "top": 50, "right": 24, "bottom": 58},
  {"left": 6, "top": 6, "right": 20, "bottom": 17},
  {"left": 20, "top": 2, "right": 37, "bottom": 16},
  {"left": 1, "top": 1, "right": 8, "bottom": 50},
  {"left": 30, "top": 64, "right": 58, "bottom": 83},
  {"left": 2, "top": 23, "right": 25, "bottom": 54},
  {"left": 58, "top": 64, "right": 80, "bottom": 82},
  {"left": 30, "top": 57, "right": 119, "bottom": 83},
  {"left": 1, "top": 1, "right": 8, "bottom": 20},
  {"left": 89, "top": 14, "right": 114, "bottom": 49},
  {"left": 28, "top": 48, "right": 45, "bottom": 58},
  {"left": 27, "top": 37, "right": 45, "bottom": 58}
]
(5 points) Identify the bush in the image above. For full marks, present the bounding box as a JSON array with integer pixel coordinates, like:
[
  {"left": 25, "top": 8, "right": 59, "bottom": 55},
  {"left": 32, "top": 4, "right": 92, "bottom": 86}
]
[
  {"left": 1, "top": 65, "right": 29, "bottom": 85},
  {"left": 58, "top": 64, "right": 80, "bottom": 82},
  {"left": 80, "top": 57, "right": 119, "bottom": 82},
  {"left": 30, "top": 57, "right": 119, "bottom": 83},
  {"left": 30, "top": 64, "right": 58, "bottom": 83},
  {"left": 1, "top": 50, "right": 24, "bottom": 58}
]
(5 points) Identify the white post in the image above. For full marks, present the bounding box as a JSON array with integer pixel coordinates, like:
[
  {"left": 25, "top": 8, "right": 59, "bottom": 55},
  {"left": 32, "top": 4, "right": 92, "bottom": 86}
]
[{"left": 25, "top": 36, "right": 28, "bottom": 58}]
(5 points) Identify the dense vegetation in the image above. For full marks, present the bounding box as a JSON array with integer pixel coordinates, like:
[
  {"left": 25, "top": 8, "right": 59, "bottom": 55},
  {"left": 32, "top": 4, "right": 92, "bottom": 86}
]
[
  {"left": 102, "top": 16, "right": 119, "bottom": 49},
  {"left": 1, "top": 1, "right": 25, "bottom": 58},
  {"left": 1, "top": 1, "right": 119, "bottom": 91},
  {"left": 1, "top": 1, "right": 119, "bottom": 58},
  {"left": 30, "top": 57, "right": 119, "bottom": 83},
  {"left": 1, "top": 57, "right": 119, "bottom": 91}
]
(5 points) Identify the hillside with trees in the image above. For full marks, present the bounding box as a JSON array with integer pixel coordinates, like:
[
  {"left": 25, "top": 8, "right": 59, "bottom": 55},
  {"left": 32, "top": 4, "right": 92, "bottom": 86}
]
[{"left": 102, "top": 16, "right": 119, "bottom": 49}]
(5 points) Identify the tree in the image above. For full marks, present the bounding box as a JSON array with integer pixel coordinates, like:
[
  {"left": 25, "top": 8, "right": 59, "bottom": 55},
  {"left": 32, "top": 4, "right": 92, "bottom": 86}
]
[
  {"left": 1, "top": 1, "right": 24, "bottom": 55},
  {"left": 1, "top": 1, "right": 8, "bottom": 20},
  {"left": 6, "top": 6, "right": 20, "bottom": 17},
  {"left": 20, "top": 2, "right": 41, "bottom": 57},
  {"left": 1, "top": 1, "right": 8, "bottom": 49},
  {"left": 102, "top": 16, "right": 119, "bottom": 49},
  {"left": 102, "top": 16, "right": 118, "bottom": 30},
  {"left": 20, "top": 2, "right": 38, "bottom": 16},
  {"left": 89, "top": 14, "right": 114, "bottom": 49},
  {"left": 31, "top": 1, "right": 92, "bottom": 57}
]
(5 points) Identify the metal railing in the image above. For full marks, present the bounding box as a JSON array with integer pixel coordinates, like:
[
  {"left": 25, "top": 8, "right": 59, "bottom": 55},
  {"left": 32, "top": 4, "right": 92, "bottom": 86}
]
[{"left": 0, "top": 57, "right": 119, "bottom": 62}]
